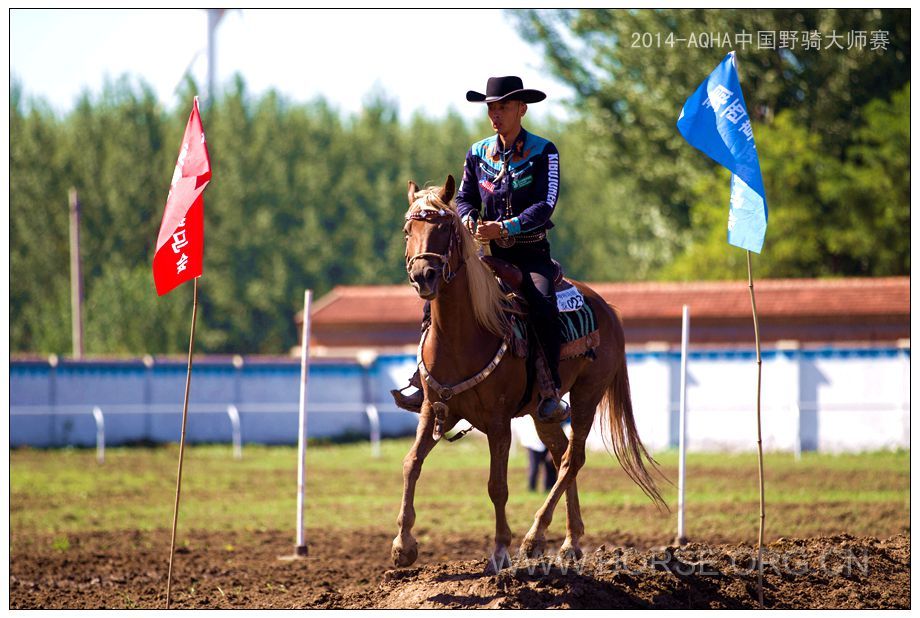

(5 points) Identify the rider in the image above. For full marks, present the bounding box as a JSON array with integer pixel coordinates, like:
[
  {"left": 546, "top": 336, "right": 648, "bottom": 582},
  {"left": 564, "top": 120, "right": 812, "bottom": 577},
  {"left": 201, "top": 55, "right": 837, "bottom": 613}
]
[{"left": 392, "top": 75, "right": 568, "bottom": 423}]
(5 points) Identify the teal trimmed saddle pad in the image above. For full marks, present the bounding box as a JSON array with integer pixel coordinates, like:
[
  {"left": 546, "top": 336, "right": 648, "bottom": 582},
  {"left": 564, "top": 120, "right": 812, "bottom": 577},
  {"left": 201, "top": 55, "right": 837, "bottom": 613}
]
[{"left": 509, "top": 280, "right": 600, "bottom": 360}]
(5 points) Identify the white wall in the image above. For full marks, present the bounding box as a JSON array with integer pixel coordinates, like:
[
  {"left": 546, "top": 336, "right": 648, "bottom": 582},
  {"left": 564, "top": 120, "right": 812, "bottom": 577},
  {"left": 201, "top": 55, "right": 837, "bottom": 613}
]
[{"left": 586, "top": 344, "right": 910, "bottom": 454}]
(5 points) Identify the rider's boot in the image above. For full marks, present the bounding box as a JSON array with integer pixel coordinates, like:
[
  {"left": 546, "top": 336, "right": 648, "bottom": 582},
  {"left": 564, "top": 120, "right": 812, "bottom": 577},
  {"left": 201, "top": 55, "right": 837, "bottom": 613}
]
[
  {"left": 532, "top": 293, "right": 570, "bottom": 424},
  {"left": 535, "top": 333, "right": 569, "bottom": 423}
]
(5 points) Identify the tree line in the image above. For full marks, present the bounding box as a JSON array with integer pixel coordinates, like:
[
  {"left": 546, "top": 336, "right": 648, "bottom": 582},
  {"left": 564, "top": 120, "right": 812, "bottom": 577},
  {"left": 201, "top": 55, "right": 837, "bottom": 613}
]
[{"left": 10, "top": 8, "right": 908, "bottom": 356}]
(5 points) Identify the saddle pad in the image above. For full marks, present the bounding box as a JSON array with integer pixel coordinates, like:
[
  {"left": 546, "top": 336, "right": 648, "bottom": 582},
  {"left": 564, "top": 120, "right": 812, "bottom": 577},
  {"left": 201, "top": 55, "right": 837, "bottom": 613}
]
[
  {"left": 557, "top": 302, "right": 596, "bottom": 345},
  {"left": 508, "top": 292, "right": 599, "bottom": 360},
  {"left": 556, "top": 284, "right": 584, "bottom": 312}
]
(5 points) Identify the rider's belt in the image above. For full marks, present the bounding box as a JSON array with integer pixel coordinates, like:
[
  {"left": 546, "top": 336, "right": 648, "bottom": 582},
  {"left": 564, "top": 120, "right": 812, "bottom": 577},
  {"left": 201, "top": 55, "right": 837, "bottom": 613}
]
[{"left": 512, "top": 231, "right": 547, "bottom": 244}]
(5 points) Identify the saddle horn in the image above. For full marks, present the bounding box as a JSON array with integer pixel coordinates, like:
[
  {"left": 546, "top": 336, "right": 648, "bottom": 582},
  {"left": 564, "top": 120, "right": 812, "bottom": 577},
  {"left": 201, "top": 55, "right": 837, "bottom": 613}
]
[
  {"left": 438, "top": 175, "right": 455, "bottom": 204},
  {"left": 407, "top": 180, "right": 420, "bottom": 205}
]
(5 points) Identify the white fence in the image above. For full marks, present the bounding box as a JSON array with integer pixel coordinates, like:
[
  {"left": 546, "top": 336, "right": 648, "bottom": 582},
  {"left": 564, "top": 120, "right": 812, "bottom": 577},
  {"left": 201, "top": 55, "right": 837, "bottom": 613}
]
[{"left": 9, "top": 344, "right": 910, "bottom": 454}]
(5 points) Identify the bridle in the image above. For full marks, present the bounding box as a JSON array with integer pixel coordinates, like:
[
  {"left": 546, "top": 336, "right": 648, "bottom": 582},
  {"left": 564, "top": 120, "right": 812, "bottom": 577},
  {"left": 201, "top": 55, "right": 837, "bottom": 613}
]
[{"left": 404, "top": 207, "right": 464, "bottom": 284}]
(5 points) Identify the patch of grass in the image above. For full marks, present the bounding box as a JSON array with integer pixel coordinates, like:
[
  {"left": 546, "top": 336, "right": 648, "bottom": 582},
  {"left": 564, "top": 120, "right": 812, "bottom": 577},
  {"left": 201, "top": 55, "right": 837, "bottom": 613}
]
[
  {"left": 10, "top": 439, "right": 909, "bottom": 544},
  {"left": 51, "top": 535, "right": 70, "bottom": 552}
]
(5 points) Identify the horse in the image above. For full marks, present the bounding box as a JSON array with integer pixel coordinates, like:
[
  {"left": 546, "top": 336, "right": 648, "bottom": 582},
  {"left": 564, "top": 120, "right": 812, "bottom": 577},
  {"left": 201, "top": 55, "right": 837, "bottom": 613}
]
[{"left": 392, "top": 175, "right": 665, "bottom": 573}]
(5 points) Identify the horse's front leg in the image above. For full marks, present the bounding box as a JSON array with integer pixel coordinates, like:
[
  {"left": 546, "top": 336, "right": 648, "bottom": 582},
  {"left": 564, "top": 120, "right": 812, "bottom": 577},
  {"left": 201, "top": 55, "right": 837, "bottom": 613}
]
[
  {"left": 391, "top": 401, "right": 445, "bottom": 567},
  {"left": 484, "top": 421, "right": 513, "bottom": 574}
]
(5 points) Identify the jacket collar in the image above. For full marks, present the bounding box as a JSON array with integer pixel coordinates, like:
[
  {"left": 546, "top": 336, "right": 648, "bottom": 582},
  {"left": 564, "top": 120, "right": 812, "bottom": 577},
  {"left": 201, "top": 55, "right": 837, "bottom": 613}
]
[{"left": 490, "top": 128, "right": 528, "bottom": 163}]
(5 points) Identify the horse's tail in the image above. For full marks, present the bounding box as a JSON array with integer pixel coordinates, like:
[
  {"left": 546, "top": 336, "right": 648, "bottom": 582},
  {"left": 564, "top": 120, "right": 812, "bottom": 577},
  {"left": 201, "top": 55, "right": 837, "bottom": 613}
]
[{"left": 600, "top": 307, "right": 669, "bottom": 511}]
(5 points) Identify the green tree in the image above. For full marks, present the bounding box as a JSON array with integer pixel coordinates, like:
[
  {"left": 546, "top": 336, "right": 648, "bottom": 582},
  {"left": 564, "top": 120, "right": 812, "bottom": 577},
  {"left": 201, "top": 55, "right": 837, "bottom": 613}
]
[
  {"left": 511, "top": 8, "right": 910, "bottom": 277},
  {"left": 10, "top": 83, "right": 77, "bottom": 353},
  {"left": 665, "top": 82, "right": 910, "bottom": 279}
]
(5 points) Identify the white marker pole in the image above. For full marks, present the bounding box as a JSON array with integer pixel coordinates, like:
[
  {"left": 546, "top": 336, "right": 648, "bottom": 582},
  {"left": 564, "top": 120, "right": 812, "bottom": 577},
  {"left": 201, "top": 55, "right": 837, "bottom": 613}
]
[
  {"left": 227, "top": 405, "right": 242, "bottom": 461},
  {"left": 676, "top": 304, "right": 690, "bottom": 545},
  {"left": 295, "top": 290, "right": 312, "bottom": 556},
  {"left": 92, "top": 406, "right": 105, "bottom": 465}
]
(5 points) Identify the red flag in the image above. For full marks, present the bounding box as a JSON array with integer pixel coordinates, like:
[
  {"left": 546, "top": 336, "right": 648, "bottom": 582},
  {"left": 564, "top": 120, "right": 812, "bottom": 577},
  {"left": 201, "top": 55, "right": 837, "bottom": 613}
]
[{"left": 153, "top": 97, "right": 211, "bottom": 296}]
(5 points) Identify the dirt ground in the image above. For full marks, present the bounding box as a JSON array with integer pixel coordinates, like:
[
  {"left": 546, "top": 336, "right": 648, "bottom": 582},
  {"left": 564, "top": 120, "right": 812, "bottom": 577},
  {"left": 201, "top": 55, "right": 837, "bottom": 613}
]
[{"left": 10, "top": 527, "right": 909, "bottom": 609}]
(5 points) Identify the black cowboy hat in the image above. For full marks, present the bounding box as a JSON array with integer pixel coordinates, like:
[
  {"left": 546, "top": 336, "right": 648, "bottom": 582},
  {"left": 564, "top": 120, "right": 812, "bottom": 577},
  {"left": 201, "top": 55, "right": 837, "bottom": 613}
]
[{"left": 466, "top": 75, "right": 546, "bottom": 104}]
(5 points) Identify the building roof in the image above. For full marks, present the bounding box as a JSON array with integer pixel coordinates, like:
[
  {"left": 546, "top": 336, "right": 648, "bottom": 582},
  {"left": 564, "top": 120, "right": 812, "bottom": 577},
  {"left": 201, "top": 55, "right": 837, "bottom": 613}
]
[
  {"left": 308, "top": 277, "right": 909, "bottom": 325},
  {"left": 302, "top": 277, "right": 909, "bottom": 351}
]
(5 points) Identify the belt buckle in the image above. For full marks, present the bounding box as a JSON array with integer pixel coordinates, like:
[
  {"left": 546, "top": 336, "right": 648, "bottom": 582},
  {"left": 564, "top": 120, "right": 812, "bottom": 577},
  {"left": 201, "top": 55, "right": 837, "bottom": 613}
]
[{"left": 495, "top": 236, "right": 516, "bottom": 249}]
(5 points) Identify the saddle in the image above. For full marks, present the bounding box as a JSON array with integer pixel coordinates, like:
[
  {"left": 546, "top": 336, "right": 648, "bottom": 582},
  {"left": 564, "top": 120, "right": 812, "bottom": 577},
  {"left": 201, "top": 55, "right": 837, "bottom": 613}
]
[
  {"left": 481, "top": 256, "right": 564, "bottom": 292},
  {"left": 481, "top": 255, "right": 600, "bottom": 361}
]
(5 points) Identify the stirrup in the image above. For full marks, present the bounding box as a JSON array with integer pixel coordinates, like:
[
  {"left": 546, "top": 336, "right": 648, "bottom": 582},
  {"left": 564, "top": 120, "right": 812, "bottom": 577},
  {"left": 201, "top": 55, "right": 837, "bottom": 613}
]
[
  {"left": 390, "top": 386, "right": 423, "bottom": 413},
  {"left": 536, "top": 395, "right": 570, "bottom": 424}
]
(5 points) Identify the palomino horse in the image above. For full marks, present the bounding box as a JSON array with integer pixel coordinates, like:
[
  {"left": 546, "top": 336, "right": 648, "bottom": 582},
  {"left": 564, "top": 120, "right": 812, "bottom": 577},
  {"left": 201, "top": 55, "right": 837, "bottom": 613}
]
[{"left": 392, "top": 175, "right": 665, "bottom": 572}]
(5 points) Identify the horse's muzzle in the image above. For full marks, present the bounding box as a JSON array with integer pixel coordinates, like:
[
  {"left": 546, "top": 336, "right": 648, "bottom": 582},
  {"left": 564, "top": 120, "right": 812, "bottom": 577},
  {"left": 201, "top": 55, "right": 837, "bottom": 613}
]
[{"left": 409, "top": 263, "right": 441, "bottom": 300}]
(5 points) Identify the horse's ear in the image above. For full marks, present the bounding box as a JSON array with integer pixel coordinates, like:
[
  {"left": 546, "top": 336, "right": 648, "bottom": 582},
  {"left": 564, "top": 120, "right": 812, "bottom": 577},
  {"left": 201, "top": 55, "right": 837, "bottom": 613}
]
[
  {"left": 439, "top": 175, "right": 456, "bottom": 204},
  {"left": 407, "top": 180, "right": 420, "bottom": 205}
]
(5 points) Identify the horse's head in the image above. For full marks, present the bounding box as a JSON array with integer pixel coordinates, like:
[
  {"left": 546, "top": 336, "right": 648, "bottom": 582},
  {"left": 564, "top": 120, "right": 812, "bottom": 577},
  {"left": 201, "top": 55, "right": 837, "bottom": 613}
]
[{"left": 404, "top": 175, "right": 460, "bottom": 300}]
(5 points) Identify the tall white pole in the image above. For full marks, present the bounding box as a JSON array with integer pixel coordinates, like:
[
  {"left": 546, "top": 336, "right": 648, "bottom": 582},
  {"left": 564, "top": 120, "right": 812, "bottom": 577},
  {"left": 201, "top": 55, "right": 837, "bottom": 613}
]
[
  {"left": 676, "top": 304, "right": 690, "bottom": 545},
  {"left": 295, "top": 290, "right": 312, "bottom": 556}
]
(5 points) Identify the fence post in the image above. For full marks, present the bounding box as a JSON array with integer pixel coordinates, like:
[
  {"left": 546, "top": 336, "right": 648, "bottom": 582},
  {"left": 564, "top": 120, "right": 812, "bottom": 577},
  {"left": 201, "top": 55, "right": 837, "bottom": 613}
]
[
  {"left": 92, "top": 406, "right": 105, "bottom": 464},
  {"left": 227, "top": 405, "right": 242, "bottom": 460},
  {"left": 49, "top": 355, "right": 59, "bottom": 447},
  {"left": 365, "top": 405, "right": 381, "bottom": 458},
  {"left": 357, "top": 349, "right": 380, "bottom": 457}
]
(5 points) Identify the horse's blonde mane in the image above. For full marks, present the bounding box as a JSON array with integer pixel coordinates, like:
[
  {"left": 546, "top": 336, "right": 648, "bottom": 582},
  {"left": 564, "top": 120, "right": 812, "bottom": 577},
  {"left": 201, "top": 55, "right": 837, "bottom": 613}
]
[{"left": 408, "top": 188, "right": 509, "bottom": 338}]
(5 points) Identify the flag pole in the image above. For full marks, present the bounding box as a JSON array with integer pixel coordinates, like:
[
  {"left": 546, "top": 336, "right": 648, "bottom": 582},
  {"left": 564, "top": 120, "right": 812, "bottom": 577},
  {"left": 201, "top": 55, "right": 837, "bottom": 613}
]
[
  {"left": 746, "top": 251, "right": 765, "bottom": 607},
  {"left": 166, "top": 276, "right": 200, "bottom": 608}
]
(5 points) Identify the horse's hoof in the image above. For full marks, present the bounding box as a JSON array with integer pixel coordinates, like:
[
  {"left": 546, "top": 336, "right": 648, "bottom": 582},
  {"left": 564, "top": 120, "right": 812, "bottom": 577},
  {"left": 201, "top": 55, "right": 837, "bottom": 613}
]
[
  {"left": 484, "top": 549, "right": 512, "bottom": 575},
  {"left": 520, "top": 534, "right": 546, "bottom": 559},
  {"left": 559, "top": 542, "right": 584, "bottom": 562},
  {"left": 391, "top": 536, "right": 418, "bottom": 567}
]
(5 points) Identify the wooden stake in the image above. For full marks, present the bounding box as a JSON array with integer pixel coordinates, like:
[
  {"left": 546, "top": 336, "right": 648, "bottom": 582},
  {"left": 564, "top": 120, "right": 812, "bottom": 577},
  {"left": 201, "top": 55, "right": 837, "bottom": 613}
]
[
  {"left": 68, "top": 188, "right": 84, "bottom": 359},
  {"left": 746, "top": 251, "right": 765, "bottom": 608},
  {"left": 166, "top": 277, "right": 200, "bottom": 608}
]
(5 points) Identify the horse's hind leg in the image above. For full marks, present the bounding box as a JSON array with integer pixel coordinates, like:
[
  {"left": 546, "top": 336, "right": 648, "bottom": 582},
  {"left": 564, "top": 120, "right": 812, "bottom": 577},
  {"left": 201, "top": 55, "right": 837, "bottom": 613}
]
[
  {"left": 534, "top": 421, "right": 585, "bottom": 561},
  {"left": 391, "top": 401, "right": 452, "bottom": 567},
  {"left": 521, "top": 389, "right": 599, "bottom": 559}
]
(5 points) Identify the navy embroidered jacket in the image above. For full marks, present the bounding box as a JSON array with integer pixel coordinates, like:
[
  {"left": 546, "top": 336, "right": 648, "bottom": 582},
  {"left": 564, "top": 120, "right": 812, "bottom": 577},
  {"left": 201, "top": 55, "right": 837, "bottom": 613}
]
[{"left": 456, "top": 128, "right": 560, "bottom": 236}]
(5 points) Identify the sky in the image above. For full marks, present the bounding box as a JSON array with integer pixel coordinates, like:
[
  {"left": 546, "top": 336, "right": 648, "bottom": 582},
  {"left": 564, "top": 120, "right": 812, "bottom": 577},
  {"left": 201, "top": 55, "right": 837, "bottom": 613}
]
[{"left": 10, "top": 8, "right": 574, "bottom": 122}]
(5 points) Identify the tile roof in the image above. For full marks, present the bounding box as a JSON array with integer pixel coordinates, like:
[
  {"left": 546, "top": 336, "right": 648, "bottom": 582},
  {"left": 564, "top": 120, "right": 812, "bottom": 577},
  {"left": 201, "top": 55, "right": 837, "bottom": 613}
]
[{"left": 309, "top": 277, "right": 909, "bottom": 325}]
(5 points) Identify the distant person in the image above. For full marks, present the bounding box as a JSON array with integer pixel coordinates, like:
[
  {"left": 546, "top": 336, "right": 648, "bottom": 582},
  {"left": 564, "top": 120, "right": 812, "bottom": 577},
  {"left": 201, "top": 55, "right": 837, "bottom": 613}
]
[{"left": 512, "top": 416, "right": 558, "bottom": 492}]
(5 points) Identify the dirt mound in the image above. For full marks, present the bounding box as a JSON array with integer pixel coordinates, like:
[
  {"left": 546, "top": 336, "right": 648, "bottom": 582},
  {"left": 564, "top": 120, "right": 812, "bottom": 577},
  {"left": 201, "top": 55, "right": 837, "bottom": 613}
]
[
  {"left": 9, "top": 530, "right": 909, "bottom": 609},
  {"left": 346, "top": 535, "right": 910, "bottom": 609}
]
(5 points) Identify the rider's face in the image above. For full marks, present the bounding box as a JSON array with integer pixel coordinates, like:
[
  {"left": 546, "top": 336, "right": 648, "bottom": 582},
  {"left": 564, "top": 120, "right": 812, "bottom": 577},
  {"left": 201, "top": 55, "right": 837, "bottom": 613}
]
[{"left": 487, "top": 100, "right": 526, "bottom": 139}]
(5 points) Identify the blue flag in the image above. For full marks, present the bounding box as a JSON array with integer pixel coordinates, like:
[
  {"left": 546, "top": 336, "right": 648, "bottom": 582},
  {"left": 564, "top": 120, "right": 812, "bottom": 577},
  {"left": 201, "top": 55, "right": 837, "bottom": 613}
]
[{"left": 677, "top": 52, "right": 767, "bottom": 253}]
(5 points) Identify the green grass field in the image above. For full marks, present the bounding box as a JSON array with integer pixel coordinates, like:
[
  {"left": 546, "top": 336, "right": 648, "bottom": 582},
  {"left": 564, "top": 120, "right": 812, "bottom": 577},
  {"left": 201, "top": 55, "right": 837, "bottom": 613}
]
[{"left": 10, "top": 437, "right": 909, "bottom": 547}]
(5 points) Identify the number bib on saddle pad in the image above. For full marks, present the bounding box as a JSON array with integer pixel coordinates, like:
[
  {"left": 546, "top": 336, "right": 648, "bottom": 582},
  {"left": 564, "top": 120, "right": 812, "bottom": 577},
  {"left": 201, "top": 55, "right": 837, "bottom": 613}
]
[
  {"left": 509, "top": 281, "right": 600, "bottom": 361},
  {"left": 556, "top": 285, "right": 584, "bottom": 312}
]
